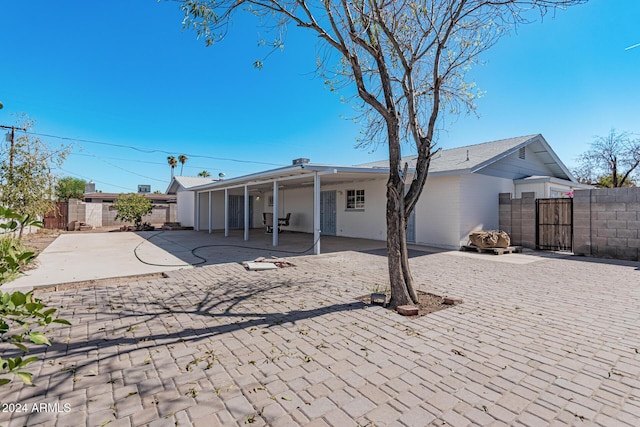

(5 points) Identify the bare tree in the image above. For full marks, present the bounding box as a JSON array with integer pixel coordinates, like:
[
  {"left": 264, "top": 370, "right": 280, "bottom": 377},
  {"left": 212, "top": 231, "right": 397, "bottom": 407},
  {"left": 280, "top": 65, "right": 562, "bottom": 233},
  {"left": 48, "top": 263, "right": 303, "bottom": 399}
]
[
  {"left": 0, "top": 116, "right": 70, "bottom": 237},
  {"left": 574, "top": 129, "right": 640, "bottom": 188},
  {"left": 178, "top": 0, "right": 586, "bottom": 307}
]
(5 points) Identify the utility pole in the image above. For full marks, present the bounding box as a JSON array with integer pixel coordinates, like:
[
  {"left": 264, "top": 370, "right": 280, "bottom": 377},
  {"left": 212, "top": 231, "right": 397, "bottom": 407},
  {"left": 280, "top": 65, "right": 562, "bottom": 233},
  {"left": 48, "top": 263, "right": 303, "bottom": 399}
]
[{"left": 1, "top": 124, "right": 27, "bottom": 178}]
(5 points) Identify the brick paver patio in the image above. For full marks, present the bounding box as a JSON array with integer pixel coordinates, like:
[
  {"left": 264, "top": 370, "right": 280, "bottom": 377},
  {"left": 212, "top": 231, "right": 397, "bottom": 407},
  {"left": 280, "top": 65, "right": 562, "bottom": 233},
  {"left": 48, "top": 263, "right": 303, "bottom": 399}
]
[{"left": 2, "top": 249, "right": 639, "bottom": 426}]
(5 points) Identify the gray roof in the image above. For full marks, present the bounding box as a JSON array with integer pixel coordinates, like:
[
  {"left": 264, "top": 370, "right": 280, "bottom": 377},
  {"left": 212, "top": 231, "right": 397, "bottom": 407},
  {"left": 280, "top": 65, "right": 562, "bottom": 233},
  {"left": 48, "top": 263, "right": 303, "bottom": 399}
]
[
  {"left": 166, "top": 176, "right": 217, "bottom": 194},
  {"left": 361, "top": 135, "right": 537, "bottom": 172},
  {"left": 359, "top": 134, "right": 574, "bottom": 180}
]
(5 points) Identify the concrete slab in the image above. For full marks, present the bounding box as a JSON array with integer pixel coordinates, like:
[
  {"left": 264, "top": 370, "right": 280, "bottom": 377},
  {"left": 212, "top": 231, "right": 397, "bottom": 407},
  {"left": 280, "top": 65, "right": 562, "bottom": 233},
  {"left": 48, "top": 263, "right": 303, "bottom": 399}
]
[
  {"left": 243, "top": 261, "right": 279, "bottom": 270},
  {"left": 2, "top": 232, "right": 191, "bottom": 291}
]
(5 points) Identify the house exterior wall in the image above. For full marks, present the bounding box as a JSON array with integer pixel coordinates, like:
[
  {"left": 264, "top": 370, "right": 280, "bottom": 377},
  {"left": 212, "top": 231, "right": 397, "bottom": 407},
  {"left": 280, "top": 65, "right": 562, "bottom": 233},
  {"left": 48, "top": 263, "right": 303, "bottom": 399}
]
[
  {"left": 459, "top": 173, "right": 514, "bottom": 246},
  {"left": 197, "top": 192, "right": 208, "bottom": 230},
  {"left": 261, "top": 187, "right": 314, "bottom": 233},
  {"left": 514, "top": 182, "right": 547, "bottom": 199},
  {"left": 210, "top": 192, "right": 226, "bottom": 230},
  {"left": 414, "top": 175, "right": 462, "bottom": 249},
  {"left": 480, "top": 145, "right": 555, "bottom": 180},
  {"left": 515, "top": 181, "right": 577, "bottom": 199},
  {"left": 177, "top": 190, "right": 195, "bottom": 227},
  {"left": 258, "top": 179, "right": 388, "bottom": 239},
  {"left": 330, "top": 178, "right": 388, "bottom": 240}
]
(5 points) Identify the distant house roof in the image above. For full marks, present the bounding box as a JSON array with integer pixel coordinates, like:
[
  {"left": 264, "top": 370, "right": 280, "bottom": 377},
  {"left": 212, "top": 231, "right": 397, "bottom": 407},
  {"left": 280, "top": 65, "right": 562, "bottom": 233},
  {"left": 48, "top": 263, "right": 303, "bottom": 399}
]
[
  {"left": 84, "top": 192, "right": 175, "bottom": 203},
  {"left": 360, "top": 134, "right": 576, "bottom": 181},
  {"left": 166, "top": 176, "right": 217, "bottom": 194}
]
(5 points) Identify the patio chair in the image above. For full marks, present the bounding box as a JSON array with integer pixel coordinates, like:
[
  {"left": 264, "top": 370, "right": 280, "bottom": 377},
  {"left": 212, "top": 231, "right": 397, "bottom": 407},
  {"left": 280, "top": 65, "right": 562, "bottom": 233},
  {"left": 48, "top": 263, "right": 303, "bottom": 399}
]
[
  {"left": 263, "top": 212, "right": 274, "bottom": 233},
  {"left": 278, "top": 213, "right": 291, "bottom": 229}
]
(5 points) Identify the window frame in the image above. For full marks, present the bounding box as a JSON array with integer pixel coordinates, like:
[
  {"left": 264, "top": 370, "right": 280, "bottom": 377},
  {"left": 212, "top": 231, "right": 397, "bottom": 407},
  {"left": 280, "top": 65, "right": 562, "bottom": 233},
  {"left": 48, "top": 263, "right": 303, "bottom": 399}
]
[{"left": 346, "top": 189, "right": 365, "bottom": 210}]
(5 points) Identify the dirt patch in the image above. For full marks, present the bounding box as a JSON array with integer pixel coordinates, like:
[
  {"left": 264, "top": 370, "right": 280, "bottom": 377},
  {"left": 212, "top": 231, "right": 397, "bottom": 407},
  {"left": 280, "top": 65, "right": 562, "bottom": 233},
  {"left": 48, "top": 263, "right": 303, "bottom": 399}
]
[
  {"left": 21, "top": 229, "right": 61, "bottom": 254},
  {"left": 357, "top": 290, "right": 456, "bottom": 317}
]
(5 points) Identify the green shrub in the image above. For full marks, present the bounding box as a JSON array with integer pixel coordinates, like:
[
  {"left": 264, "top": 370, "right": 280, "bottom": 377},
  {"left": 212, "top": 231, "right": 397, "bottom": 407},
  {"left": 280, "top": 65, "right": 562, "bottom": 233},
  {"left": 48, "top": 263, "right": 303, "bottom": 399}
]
[
  {"left": 0, "top": 237, "right": 35, "bottom": 284},
  {"left": 113, "top": 193, "right": 153, "bottom": 230},
  {"left": 0, "top": 291, "right": 70, "bottom": 385},
  {"left": 0, "top": 207, "right": 67, "bottom": 386}
]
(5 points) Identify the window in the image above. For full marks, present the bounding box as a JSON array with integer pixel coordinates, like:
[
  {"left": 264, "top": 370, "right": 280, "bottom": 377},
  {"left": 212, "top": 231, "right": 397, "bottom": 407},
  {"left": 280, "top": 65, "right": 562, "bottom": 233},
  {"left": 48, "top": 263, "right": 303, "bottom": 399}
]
[
  {"left": 268, "top": 195, "right": 274, "bottom": 207},
  {"left": 346, "top": 189, "right": 365, "bottom": 210}
]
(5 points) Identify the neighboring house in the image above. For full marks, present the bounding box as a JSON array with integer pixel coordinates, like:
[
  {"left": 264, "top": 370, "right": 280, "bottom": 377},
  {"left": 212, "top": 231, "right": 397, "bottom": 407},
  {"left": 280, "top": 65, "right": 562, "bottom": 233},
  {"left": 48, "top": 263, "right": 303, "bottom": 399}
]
[
  {"left": 183, "top": 134, "right": 590, "bottom": 251},
  {"left": 166, "top": 176, "right": 217, "bottom": 227}
]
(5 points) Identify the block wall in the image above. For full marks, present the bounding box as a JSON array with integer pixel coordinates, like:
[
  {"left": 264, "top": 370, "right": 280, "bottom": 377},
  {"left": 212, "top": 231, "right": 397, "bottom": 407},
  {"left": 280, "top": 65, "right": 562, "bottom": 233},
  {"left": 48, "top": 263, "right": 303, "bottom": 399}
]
[
  {"left": 498, "top": 192, "right": 536, "bottom": 249},
  {"left": 573, "top": 188, "right": 640, "bottom": 261}
]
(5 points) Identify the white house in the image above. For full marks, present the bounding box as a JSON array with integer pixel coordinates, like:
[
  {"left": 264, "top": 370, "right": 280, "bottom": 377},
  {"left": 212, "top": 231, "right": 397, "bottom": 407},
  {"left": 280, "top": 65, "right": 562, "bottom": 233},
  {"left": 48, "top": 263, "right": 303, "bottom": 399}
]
[
  {"left": 166, "top": 176, "right": 217, "bottom": 227},
  {"left": 179, "top": 134, "right": 590, "bottom": 251}
]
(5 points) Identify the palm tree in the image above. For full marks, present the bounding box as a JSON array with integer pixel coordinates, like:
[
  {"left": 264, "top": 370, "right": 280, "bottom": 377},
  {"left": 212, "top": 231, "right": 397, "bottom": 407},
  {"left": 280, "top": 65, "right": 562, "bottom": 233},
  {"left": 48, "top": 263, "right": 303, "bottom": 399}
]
[
  {"left": 167, "top": 156, "right": 177, "bottom": 178},
  {"left": 197, "top": 170, "right": 211, "bottom": 177},
  {"left": 178, "top": 154, "right": 188, "bottom": 176}
]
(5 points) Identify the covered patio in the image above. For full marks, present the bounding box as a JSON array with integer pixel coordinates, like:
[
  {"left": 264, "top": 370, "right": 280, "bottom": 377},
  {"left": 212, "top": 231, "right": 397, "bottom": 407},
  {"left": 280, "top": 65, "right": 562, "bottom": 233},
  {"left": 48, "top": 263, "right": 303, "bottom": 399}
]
[{"left": 189, "top": 163, "right": 391, "bottom": 255}]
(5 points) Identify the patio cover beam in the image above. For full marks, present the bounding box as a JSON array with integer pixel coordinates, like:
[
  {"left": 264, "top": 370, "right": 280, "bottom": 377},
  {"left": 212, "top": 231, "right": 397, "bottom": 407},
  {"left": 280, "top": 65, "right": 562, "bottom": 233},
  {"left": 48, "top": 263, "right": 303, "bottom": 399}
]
[{"left": 196, "top": 172, "right": 316, "bottom": 194}]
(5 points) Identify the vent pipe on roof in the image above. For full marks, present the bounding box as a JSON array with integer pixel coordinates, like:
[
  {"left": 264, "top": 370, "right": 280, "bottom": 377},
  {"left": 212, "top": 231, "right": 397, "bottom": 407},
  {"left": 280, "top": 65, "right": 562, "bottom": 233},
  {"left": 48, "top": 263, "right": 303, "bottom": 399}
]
[
  {"left": 218, "top": 173, "right": 225, "bottom": 180},
  {"left": 466, "top": 150, "right": 469, "bottom": 161}
]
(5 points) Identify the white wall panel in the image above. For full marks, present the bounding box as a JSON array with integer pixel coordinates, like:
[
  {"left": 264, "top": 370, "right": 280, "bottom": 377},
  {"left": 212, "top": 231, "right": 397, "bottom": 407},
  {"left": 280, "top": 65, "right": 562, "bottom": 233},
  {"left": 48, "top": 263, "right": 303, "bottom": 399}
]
[
  {"left": 413, "top": 175, "right": 461, "bottom": 249},
  {"left": 177, "top": 191, "right": 195, "bottom": 227},
  {"left": 459, "top": 174, "right": 514, "bottom": 246}
]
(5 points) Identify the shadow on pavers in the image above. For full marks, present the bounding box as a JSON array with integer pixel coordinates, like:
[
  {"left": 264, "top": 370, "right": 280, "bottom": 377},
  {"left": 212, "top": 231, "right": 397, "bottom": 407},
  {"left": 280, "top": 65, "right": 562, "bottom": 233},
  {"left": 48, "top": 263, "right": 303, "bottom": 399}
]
[{"left": 16, "top": 276, "right": 369, "bottom": 405}]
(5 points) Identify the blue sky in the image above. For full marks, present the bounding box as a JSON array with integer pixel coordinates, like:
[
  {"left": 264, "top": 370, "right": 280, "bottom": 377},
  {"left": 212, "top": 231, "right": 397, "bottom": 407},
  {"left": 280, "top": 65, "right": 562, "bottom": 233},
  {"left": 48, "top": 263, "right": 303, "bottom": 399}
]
[{"left": 1, "top": 0, "right": 638, "bottom": 193}]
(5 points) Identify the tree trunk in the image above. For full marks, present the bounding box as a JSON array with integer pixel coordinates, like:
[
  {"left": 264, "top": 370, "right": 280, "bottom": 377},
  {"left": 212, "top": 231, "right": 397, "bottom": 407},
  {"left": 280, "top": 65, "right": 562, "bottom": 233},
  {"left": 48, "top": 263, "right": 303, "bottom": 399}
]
[{"left": 386, "top": 118, "right": 419, "bottom": 308}]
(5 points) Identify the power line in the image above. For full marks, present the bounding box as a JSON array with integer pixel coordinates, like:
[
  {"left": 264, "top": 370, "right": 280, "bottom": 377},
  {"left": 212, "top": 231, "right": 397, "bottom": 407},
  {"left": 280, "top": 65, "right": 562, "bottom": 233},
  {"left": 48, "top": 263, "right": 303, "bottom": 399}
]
[
  {"left": 55, "top": 167, "right": 132, "bottom": 191},
  {"left": 68, "top": 151, "right": 222, "bottom": 171},
  {"left": 22, "top": 130, "right": 286, "bottom": 167}
]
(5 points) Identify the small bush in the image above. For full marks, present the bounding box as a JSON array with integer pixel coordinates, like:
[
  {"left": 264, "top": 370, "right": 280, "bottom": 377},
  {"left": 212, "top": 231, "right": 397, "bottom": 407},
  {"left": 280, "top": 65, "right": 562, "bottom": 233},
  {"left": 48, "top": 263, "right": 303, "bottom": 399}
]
[
  {"left": 0, "top": 237, "right": 35, "bottom": 284},
  {"left": 0, "top": 291, "right": 70, "bottom": 386},
  {"left": 113, "top": 193, "right": 153, "bottom": 230}
]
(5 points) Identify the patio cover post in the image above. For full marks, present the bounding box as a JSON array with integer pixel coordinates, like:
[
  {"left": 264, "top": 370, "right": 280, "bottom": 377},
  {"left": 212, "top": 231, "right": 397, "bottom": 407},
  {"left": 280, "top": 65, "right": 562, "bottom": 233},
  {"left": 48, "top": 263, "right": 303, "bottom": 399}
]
[
  {"left": 244, "top": 185, "right": 249, "bottom": 241},
  {"left": 224, "top": 188, "right": 229, "bottom": 237},
  {"left": 208, "top": 191, "right": 212, "bottom": 234},
  {"left": 272, "top": 180, "right": 278, "bottom": 247},
  {"left": 195, "top": 192, "right": 200, "bottom": 231},
  {"left": 313, "top": 172, "right": 320, "bottom": 255}
]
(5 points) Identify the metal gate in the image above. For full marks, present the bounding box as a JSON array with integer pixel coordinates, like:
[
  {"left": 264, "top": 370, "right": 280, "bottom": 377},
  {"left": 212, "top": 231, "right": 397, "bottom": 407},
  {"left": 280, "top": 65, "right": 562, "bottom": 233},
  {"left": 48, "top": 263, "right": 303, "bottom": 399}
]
[
  {"left": 43, "top": 201, "right": 68, "bottom": 230},
  {"left": 536, "top": 198, "right": 573, "bottom": 251},
  {"left": 228, "top": 195, "right": 253, "bottom": 229},
  {"left": 320, "top": 190, "right": 336, "bottom": 236}
]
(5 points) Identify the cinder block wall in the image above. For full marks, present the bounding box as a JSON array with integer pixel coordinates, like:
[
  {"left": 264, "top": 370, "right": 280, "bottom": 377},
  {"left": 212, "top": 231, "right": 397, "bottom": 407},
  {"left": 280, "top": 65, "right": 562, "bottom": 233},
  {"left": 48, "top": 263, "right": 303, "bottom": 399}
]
[
  {"left": 102, "top": 204, "right": 176, "bottom": 227},
  {"left": 573, "top": 188, "right": 640, "bottom": 261},
  {"left": 498, "top": 192, "right": 536, "bottom": 249},
  {"left": 67, "top": 199, "right": 86, "bottom": 229}
]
